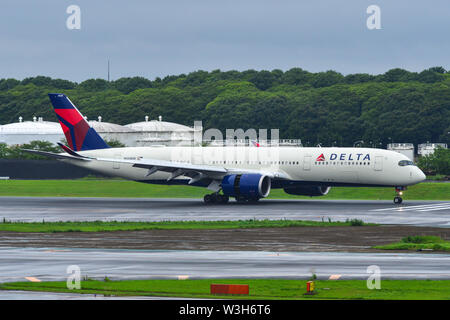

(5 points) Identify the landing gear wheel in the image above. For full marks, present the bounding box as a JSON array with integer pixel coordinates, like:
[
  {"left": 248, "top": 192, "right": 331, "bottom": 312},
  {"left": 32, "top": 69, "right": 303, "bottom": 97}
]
[
  {"left": 204, "top": 193, "right": 229, "bottom": 204},
  {"left": 203, "top": 194, "right": 213, "bottom": 204},
  {"left": 210, "top": 193, "right": 218, "bottom": 203},
  {"left": 217, "top": 195, "right": 229, "bottom": 204},
  {"left": 394, "top": 196, "right": 403, "bottom": 204}
]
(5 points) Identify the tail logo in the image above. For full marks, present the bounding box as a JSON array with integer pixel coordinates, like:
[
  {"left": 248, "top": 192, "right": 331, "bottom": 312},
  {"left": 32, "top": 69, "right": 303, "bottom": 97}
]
[{"left": 48, "top": 93, "right": 109, "bottom": 151}]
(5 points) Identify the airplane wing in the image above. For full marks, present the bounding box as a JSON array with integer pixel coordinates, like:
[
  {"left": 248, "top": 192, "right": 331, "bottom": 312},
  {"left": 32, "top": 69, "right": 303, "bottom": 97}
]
[{"left": 96, "top": 156, "right": 290, "bottom": 185}]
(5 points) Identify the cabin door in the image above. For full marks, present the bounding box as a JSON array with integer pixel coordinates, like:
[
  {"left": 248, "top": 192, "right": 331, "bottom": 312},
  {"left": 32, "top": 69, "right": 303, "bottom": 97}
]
[
  {"left": 303, "top": 155, "right": 311, "bottom": 171},
  {"left": 374, "top": 156, "right": 383, "bottom": 171}
]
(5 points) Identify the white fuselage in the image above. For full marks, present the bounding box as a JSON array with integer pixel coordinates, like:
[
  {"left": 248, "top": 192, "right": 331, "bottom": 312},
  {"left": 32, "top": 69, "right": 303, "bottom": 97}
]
[{"left": 64, "top": 146, "right": 426, "bottom": 188}]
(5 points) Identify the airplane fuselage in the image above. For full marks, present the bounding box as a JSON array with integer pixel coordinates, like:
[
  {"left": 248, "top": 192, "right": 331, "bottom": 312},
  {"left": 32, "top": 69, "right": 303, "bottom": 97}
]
[{"left": 65, "top": 146, "right": 425, "bottom": 188}]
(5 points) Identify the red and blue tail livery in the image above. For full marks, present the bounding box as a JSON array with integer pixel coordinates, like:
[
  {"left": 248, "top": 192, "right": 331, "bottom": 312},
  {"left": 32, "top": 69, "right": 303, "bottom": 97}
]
[{"left": 48, "top": 93, "right": 109, "bottom": 151}]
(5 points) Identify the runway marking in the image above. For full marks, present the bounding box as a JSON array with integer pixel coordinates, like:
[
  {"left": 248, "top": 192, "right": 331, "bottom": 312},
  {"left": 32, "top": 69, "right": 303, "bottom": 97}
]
[
  {"left": 177, "top": 275, "right": 189, "bottom": 280},
  {"left": 329, "top": 274, "right": 341, "bottom": 280},
  {"left": 373, "top": 203, "right": 450, "bottom": 211},
  {"left": 25, "top": 277, "right": 41, "bottom": 282},
  {"left": 372, "top": 203, "right": 450, "bottom": 212},
  {"left": 417, "top": 205, "right": 450, "bottom": 212}
]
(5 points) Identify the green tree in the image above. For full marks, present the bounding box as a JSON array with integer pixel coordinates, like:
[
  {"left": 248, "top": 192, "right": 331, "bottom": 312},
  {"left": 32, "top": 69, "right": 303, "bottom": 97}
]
[
  {"left": 427, "top": 66, "right": 446, "bottom": 74},
  {"left": 105, "top": 139, "right": 126, "bottom": 148},
  {"left": 417, "top": 147, "right": 450, "bottom": 175},
  {"left": 311, "top": 70, "right": 344, "bottom": 88},
  {"left": 417, "top": 70, "right": 445, "bottom": 83},
  {"left": 249, "top": 70, "right": 277, "bottom": 90},
  {"left": 78, "top": 79, "right": 109, "bottom": 91},
  {"left": 112, "top": 77, "right": 152, "bottom": 94},
  {"left": 281, "top": 68, "right": 312, "bottom": 85},
  {"left": 380, "top": 68, "right": 416, "bottom": 82},
  {"left": 5, "top": 141, "right": 60, "bottom": 160}
]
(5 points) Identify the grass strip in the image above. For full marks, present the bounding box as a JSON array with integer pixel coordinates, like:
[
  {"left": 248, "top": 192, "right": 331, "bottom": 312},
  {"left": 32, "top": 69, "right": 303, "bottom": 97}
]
[
  {"left": 1, "top": 279, "right": 449, "bottom": 300},
  {"left": 0, "top": 218, "right": 372, "bottom": 233},
  {"left": 374, "top": 235, "right": 450, "bottom": 252},
  {"left": 0, "top": 180, "right": 448, "bottom": 200}
]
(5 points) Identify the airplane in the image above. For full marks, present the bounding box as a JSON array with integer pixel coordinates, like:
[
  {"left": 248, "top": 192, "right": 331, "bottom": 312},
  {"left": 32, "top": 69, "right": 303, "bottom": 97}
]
[{"left": 24, "top": 93, "right": 426, "bottom": 205}]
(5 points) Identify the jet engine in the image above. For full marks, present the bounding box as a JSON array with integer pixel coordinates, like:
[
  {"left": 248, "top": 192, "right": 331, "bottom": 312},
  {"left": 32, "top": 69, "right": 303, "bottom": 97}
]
[
  {"left": 283, "top": 185, "right": 331, "bottom": 197},
  {"left": 221, "top": 174, "right": 271, "bottom": 200}
]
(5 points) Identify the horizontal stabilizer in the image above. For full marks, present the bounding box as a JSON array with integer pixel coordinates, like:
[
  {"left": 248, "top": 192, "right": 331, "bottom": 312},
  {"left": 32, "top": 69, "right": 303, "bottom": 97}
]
[{"left": 21, "top": 149, "right": 90, "bottom": 161}]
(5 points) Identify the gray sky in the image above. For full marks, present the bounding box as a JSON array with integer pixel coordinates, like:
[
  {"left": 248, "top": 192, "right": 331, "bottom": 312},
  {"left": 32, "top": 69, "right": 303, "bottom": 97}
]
[{"left": 1, "top": 0, "right": 449, "bottom": 82}]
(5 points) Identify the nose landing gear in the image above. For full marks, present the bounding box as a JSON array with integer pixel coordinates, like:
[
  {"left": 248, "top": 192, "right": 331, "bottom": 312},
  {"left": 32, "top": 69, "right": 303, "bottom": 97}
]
[{"left": 394, "top": 187, "right": 406, "bottom": 204}]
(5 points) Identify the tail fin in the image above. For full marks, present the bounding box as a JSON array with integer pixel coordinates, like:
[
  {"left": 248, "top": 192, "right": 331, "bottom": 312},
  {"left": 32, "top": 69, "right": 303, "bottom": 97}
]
[{"left": 48, "top": 93, "right": 109, "bottom": 151}]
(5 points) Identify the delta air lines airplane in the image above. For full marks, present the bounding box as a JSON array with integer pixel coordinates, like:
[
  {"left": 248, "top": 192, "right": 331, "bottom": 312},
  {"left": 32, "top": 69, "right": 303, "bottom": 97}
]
[{"left": 25, "top": 94, "right": 426, "bottom": 204}]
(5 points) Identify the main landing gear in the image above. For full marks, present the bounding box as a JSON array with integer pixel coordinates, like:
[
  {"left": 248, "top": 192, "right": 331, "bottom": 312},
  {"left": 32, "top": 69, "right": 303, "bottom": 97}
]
[
  {"left": 203, "top": 193, "right": 261, "bottom": 204},
  {"left": 394, "top": 187, "right": 406, "bottom": 204},
  {"left": 203, "top": 193, "right": 229, "bottom": 204}
]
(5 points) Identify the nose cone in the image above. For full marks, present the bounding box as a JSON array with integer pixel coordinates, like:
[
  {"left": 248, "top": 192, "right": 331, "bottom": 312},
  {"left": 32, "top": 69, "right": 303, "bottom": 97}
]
[{"left": 414, "top": 167, "right": 426, "bottom": 183}]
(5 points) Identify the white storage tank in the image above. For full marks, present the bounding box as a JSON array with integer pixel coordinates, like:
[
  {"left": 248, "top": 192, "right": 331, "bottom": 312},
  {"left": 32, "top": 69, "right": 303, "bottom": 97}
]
[
  {"left": 0, "top": 117, "right": 64, "bottom": 145},
  {"left": 418, "top": 143, "right": 448, "bottom": 157},
  {"left": 387, "top": 143, "right": 415, "bottom": 161},
  {"left": 88, "top": 116, "right": 138, "bottom": 146},
  {"left": 125, "top": 116, "right": 202, "bottom": 146}
]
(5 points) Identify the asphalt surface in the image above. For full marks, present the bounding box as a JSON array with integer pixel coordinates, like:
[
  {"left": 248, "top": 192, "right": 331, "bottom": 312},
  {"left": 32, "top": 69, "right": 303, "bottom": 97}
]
[
  {"left": 0, "top": 247, "right": 449, "bottom": 284},
  {"left": 0, "top": 197, "right": 449, "bottom": 227}
]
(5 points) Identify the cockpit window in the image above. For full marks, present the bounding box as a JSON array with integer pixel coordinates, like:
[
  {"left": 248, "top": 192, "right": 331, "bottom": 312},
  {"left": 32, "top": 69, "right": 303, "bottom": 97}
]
[{"left": 398, "top": 160, "right": 415, "bottom": 167}]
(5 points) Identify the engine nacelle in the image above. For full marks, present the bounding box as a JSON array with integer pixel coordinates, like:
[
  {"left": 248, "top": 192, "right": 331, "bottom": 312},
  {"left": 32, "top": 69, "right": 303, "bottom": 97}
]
[
  {"left": 283, "top": 185, "right": 331, "bottom": 197},
  {"left": 222, "top": 174, "right": 271, "bottom": 199}
]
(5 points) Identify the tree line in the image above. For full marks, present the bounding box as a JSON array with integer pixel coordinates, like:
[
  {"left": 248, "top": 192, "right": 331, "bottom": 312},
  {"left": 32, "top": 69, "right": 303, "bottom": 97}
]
[
  {"left": 0, "top": 140, "right": 125, "bottom": 160},
  {"left": 0, "top": 67, "right": 449, "bottom": 148}
]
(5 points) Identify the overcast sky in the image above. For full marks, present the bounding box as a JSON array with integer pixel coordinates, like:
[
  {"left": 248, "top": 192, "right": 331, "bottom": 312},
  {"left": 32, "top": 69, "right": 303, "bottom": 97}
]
[{"left": 1, "top": 0, "right": 449, "bottom": 82}]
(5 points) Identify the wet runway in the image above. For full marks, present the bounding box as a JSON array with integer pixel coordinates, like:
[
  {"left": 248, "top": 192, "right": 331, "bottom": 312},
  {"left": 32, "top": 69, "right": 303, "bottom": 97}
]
[
  {"left": 0, "top": 290, "right": 177, "bottom": 300},
  {"left": 0, "top": 197, "right": 449, "bottom": 227},
  {"left": 0, "top": 247, "right": 449, "bottom": 284}
]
